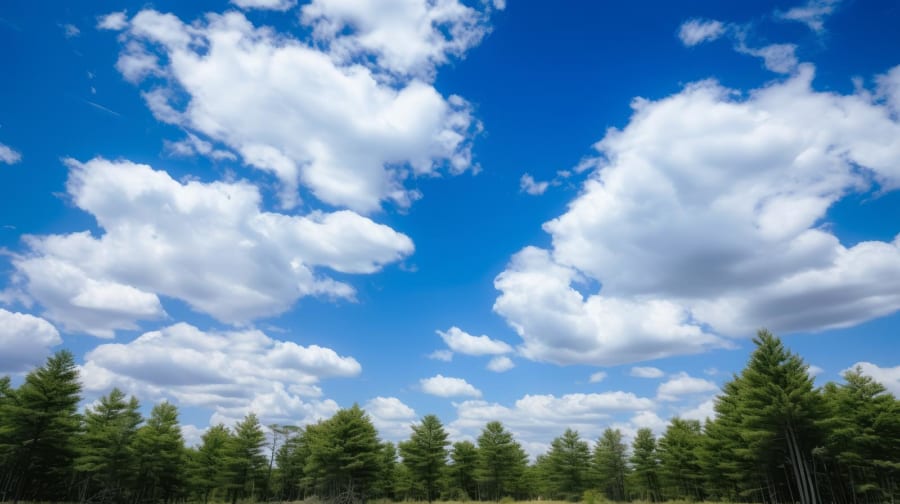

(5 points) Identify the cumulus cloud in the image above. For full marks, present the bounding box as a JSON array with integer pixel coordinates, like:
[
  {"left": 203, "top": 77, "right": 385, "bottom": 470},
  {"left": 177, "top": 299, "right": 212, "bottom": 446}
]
[
  {"left": 231, "top": 0, "right": 296, "bottom": 11},
  {"left": 420, "top": 374, "right": 482, "bottom": 398},
  {"left": 449, "top": 391, "right": 655, "bottom": 457},
  {"left": 678, "top": 19, "right": 726, "bottom": 47},
  {"left": 487, "top": 356, "right": 515, "bottom": 373},
  {"left": 631, "top": 366, "right": 665, "bottom": 379},
  {"left": 736, "top": 43, "right": 799, "bottom": 74},
  {"left": 164, "top": 134, "right": 236, "bottom": 161},
  {"left": 657, "top": 373, "right": 718, "bottom": 401},
  {"left": 438, "top": 326, "right": 512, "bottom": 356},
  {"left": 10, "top": 157, "right": 413, "bottom": 336},
  {"left": 97, "top": 12, "right": 128, "bottom": 31},
  {"left": 365, "top": 396, "right": 417, "bottom": 440},
  {"left": 112, "top": 7, "right": 490, "bottom": 211},
  {"left": 494, "top": 64, "right": 900, "bottom": 366},
  {"left": 301, "top": 0, "right": 495, "bottom": 78},
  {"left": 0, "top": 143, "right": 22, "bottom": 164},
  {"left": 520, "top": 173, "right": 549, "bottom": 195},
  {"left": 777, "top": 0, "right": 841, "bottom": 33},
  {"left": 847, "top": 362, "right": 900, "bottom": 396},
  {"left": 80, "top": 322, "right": 357, "bottom": 426},
  {"left": 808, "top": 364, "right": 824, "bottom": 377},
  {"left": 680, "top": 397, "right": 717, "bottom": 423},
  {"left": 0, "top": 309, "right": 62, "bottom": 373}
]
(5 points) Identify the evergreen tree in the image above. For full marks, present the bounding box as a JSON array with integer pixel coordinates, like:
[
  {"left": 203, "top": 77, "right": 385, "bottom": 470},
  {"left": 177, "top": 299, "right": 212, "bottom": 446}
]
[
  {"left": 399, "top": 414, "right": 450, "bottom": 503},
  {"left": 658, "top": 418, "right": 704, "bottom": 501},
  {"left": 372, "top": 441, "right": 398, "bottom": 500},
  {"left": 476, "top": 421, "right": 528, "bottom": 500},
  {"left": 545, "top": 428, "right": 591, "bottom": 501},
  {"left": 133, "top": 401, "right": 187, "bottom": 502},
  {"left": 629, "top": 427, "right": 661, "bottom": 502},
  {"left": 189, "top": 424, "right": 231, "bottom": 503},
  {"left": 74, "top": 388, "right": 142, "bottom": 503},
  {"left": 224, "top": 413, "right": 267, "bottom": 504},
  {"left": 272, "top": 425, "right": 306, "bottom": 501},
  {"left": 0, "top": 350, "right": 82, "bottom": 501},
  {"left": 305, "top": 404, "right": 381, "bottom": 502},
  {"left": 592, "top": 428, "right": 629, "bottom": 501},
  {"left": 448, "top": 440, "right": 479, "bottom": 500}
]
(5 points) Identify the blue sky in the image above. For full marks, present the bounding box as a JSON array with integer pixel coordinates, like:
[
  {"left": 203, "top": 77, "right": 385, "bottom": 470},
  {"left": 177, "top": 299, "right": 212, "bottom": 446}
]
[{"left": 1, "top": 0, "right": 899, "bottom": 453}]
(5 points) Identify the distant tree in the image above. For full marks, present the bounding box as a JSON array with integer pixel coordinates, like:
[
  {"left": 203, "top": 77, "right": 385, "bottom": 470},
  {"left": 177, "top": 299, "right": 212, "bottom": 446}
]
[
  {"left": 592, "top": 428, "right": 629, "bottom": 501},
  {"left": 545, "top": 428, "right": 591, "bottom": 501},
  {"left": 448, "top": 440, "right": 480, "bottom": 500},
  {"left": 133, "top": 401, "right": 187, "bottom": 502},
  {"left": 0, "top": 350, "right": 82, "bottom": 501},
  {"left": 476, "top": 421, "right": 528, "bottom": 500},
  {"left": 372, "top": 441, "right": 398, "bottom": 500},
  {"left": 272, "top": 425, "right": 306, "bottom": 500},
  {"left": 629, "top": 427, "right": 661, "bottom": 502},
  {"left": 224, "top": 413, "right": 267, "bottom": 504},
  {"left": 819, "top": 366, "right": 900, "bottom": 503},
  {"left": 305, "top": 404, "right": 381, "bottom": 502},
  {"left": 189, "top": 424, "right": 231, "bottom": 503},
  {"left": 74, "top": 388, "right": 142, "bottom": 503},
  {"left": 399, "top": 414, "right": 450, "bottom": 503},
  {"left": 658, "top": 418, "right": 704, "bottom": 501}
]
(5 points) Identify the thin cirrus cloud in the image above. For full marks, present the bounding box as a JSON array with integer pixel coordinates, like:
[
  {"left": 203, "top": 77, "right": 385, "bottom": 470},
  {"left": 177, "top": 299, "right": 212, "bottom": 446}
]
[
  {"left": 493, "top": 63, "right": 900, "bottom": 367},
  {"left": 9, "top": 157, "right": 413, "bottom": 337},
  {"left": 0, "top": 142, "right": 22, "bottom": 164},
  {"left": 107, "top": 2, "right": 499, "bottom": 212},
  {"left": 777, "top": 0, "right": 842, "bottom": 33}
]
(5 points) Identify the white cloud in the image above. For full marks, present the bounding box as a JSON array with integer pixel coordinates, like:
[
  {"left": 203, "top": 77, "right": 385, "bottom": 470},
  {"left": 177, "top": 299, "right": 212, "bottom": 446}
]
[
  {"left": 777, "top": 0, "right": 841, "bottom": 33},
  {"left": 657, "top": 373, "right": 718, "bottom": 402},
  {"left": 164, "top": 133, "right": 236, "bottom": 161},
  {"left": 181, "top": 424, "right": 206, "bottom": 448},
  {"left": 520, "top": 173, "right": 549, "bottom": 195},
  {"left": 449, "top": 391, "right": 655, "bottom": 458},
  {"left": 365, "top": 396, "right": 417, "bottom": 440},
  {"left": 680, "top": 397, "right": 717, "bottom": 423},
  {"left": 878, "top": 66, "right": 900, "bottom": 116},
  {"left": 420, "top": 374, "right": 482, "bottom": 398},
  {"left": 301, "top": 0, "right": 494, "bottom": 78},
  {"left": 0, "top": 309, "right": 62, "bottom": 373},
  {"left": 113, "top": 8, "right": 488, "bottom": 212},
  {"left": 808, "top": 364, "right": 824, "bottom": 377},
  {"left": 11, "top": 157, "right": 413, "bottom": 336},
  {"left": 678, "top": 19, "right": 726, "bottom": 47},
  {"left": 438, "top": 326, "right": 512, "bottom": 356},
  {"left": 588, "top": 371, "right": 607, "bottom": 383},
  {"left": 0, "top": 143, "right": 22, "bottom": 164},
  {"left": 98, "top": 11, "right": 129, "bottom": 31},
  {"left": 630, "top": 366, "right": 665, "bottom": 378},
  {"left": 80, "top": 322, "right": 356, "bottom": 426},
  {"left": 231, "top": 0, "right": 296, "bottom": 11},
  {"left": 737, "top": 43, "right": 799, "bottom": 74},
  {"left": 494, "top": 64, "right": 900, "bottom": 366},
  {"left": 61, "top": 23, "right": 80, "bottom": 38},
  {"left": 487, "top": 356, "right": 515, "bottom": 373},
  {"left": 846, "top": 362, "right": 900, "bottom": 396},
  {"left": 428, "top": 349, "right": 453, "bottom": 361}
]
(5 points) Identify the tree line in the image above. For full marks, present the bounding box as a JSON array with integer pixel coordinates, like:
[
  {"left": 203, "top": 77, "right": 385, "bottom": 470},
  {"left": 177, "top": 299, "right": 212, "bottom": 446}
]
[{"left": 0, "top": 330, "right": 897, "bottom": 504}]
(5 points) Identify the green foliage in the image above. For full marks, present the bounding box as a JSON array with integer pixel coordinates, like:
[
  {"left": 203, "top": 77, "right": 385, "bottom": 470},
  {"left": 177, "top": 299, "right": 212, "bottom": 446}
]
[
  {"left": 189, "top": 423, "right": 231, "bottom": 503},
  {"left": 448, "top": 440, "right": 480, "bottom": 500},
  {"left": 657, "top": 419, "right": 703, "bottom": 501},
  {"left": 592, "top": 428, "right": 629, "bottom": 501},
  {"left": 132, "top": 401, "right": 187, "bottom": 502},
  {"left": 0, "top": 350, "right": 82, "bottom": 501},
  {"left": 400, "top": 414, "right": 450, "bottom": 503},
  {"left": 224, "top": 413, "right": 267, "bottom": 504},
  {"left": 545, "top": 428, "right": 591, "bottom": 501},
  {"left": 75, "top": 387, "right": 142, "bottom": 503},
  {"left": 476, "top": 421, "right": 528, "bottom": 501},
  {"left": 305, "top": 404, "right": 381, "bottom": 501},
  {"left": 629, "top": 428, "right": 660, "bottom": 502}
]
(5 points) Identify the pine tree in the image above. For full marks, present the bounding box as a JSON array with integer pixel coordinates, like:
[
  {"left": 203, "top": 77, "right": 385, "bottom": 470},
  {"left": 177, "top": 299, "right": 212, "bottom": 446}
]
[
  {"left": 592, "top": 428, "right": 629, "bottom": 501},
  {"left": 133, "top": 401, "right": 187, "bottom": 502},
  {"left": 476, "top": 421, "right": 528, "bottom": 501},
  {"left": 0, "top": 350, "right": 82, "bottom": 501},
  {"left": 372, "top": 441, "right": 398, "bottom": 500},
  {"left": 74, "top": 388, "right": 142, "bottom": 503},
  {"left": 399, "top": 414, "right": 450, "bottom": 503},
  {"left": 545, "top": 428, "right": 591, "bottom": 501},
  {"left": 658, "top": 418, "right": 704, "bottom": 501},
  {"left": 305, "top": 404, "right": 381, "bottom": 502},
  {"left": 448, "top": 440, "right": 479, "bottom": 500},
  {"left": 629, "top": 427, "right": 661, "bottom": 502},
  {"left": 189, "top": 424, "right": 231, "bottom": 503},
  {"left": 224, "top": 413, "right": 267, "bottom": 504}
]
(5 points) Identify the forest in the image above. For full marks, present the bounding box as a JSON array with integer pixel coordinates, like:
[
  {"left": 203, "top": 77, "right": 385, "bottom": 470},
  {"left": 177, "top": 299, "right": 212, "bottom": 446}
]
[{"left": 0, "top": 330, "right": 897, "bottom": 504}]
